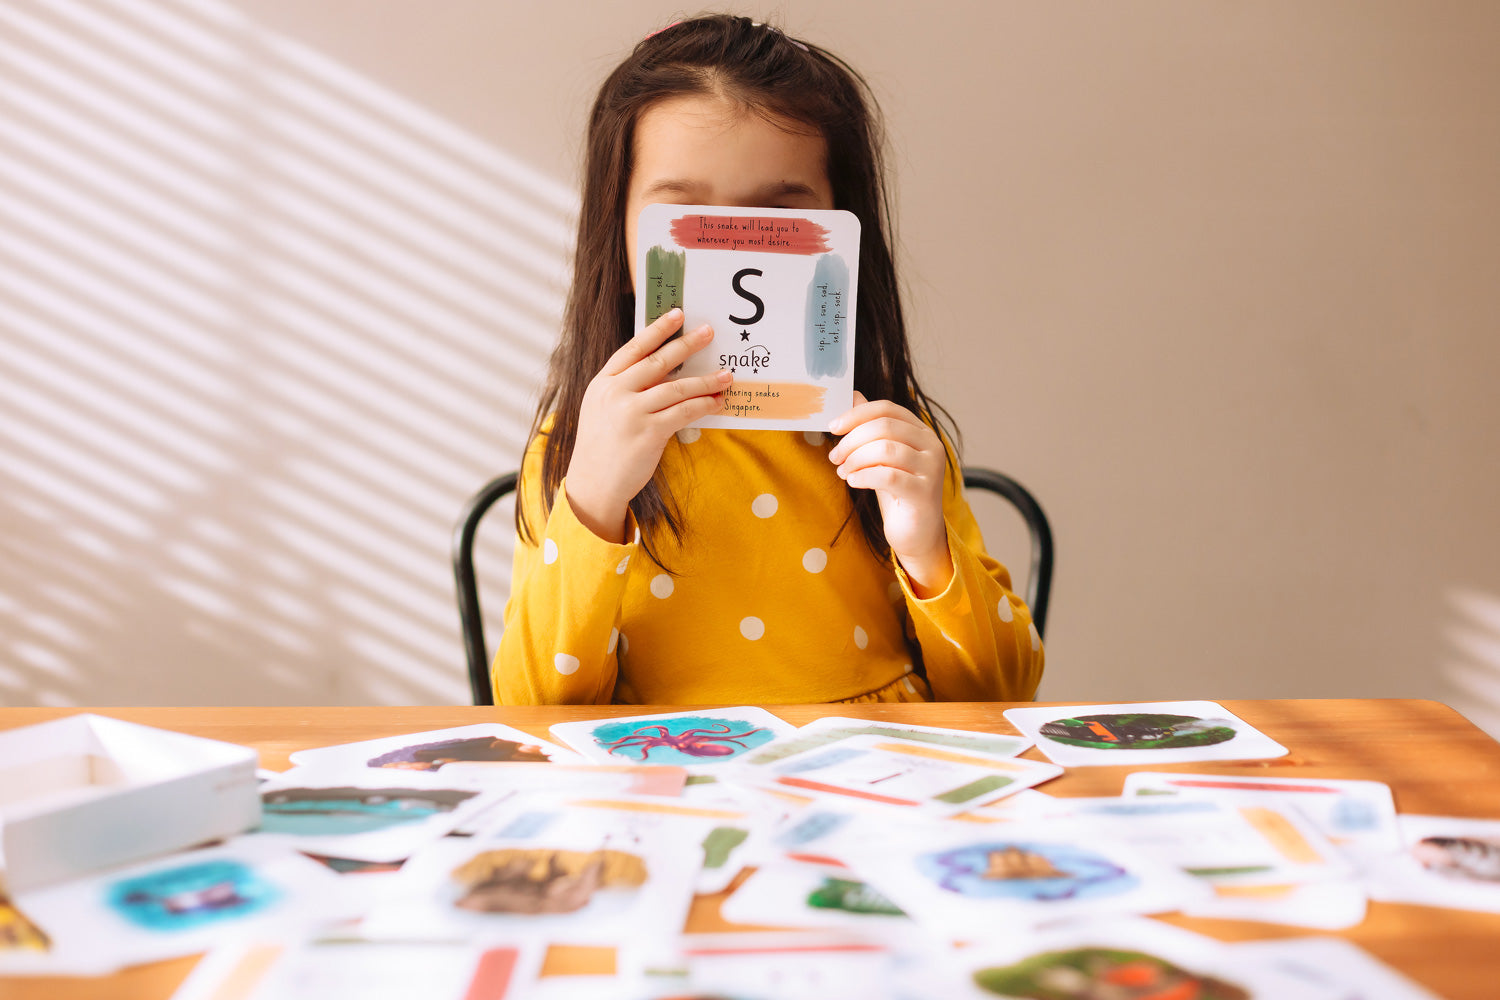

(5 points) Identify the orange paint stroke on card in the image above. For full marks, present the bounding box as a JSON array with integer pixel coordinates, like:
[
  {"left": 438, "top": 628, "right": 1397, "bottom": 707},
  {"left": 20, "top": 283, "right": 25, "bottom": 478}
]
[
  {"left": 720, "top": 382, "right": 826, "bottom": 420},
  {"left": 670, "top": 214, "right": 831, "bottom": 254},
  {"left": 1239, "top": 806, "right": 1324, "bottom": 864}
]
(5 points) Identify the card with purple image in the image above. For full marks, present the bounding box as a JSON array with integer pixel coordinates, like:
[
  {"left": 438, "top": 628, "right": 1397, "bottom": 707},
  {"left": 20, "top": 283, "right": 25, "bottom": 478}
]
[{"left": 549, "top": 707, "right": 795, "bottom": 766}]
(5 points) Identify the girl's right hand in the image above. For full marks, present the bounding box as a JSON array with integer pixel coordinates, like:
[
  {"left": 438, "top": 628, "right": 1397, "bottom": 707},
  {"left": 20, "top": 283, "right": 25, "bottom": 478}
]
[{"left": 565, "top": 308, "right": 732, "bottom": 542}]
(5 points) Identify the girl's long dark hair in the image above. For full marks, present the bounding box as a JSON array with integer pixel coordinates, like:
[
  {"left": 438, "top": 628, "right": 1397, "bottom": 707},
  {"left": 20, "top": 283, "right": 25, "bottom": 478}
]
[{"left": 520, "top": 14, "right": 956, "bottom": 563}]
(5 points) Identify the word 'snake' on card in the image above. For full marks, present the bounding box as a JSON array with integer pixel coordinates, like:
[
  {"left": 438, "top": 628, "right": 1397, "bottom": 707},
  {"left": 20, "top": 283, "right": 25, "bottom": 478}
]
[{"left": 634, "top": 204, "right": 861, "bottom": 431}]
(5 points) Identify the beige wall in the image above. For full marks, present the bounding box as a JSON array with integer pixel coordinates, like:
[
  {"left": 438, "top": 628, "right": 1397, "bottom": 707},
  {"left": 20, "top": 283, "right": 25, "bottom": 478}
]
[{"left": 2, "top": 2, "right": 1497, "bottom": 733}]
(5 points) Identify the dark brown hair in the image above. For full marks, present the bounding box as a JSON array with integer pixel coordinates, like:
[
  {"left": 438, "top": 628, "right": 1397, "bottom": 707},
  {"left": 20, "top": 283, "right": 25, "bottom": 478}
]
[{"left": 520, "top": 14, "right": 955, "bottom": 563}]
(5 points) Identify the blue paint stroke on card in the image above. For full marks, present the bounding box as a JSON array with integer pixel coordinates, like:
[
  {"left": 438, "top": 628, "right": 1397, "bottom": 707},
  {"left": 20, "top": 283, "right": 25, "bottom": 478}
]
[
  {"left": 107, "top": 859, "right": 280, "bottom": 932},
  {"left": 589, "top": 715, "right": 775, "bottom": 764},
  {"left": 805, "top": 253, "right": 849, "bottom": 377}
]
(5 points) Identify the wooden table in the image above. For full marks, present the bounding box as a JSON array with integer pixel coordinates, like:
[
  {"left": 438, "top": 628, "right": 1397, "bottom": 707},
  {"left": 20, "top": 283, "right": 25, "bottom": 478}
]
[{"left": 3, "top": 700, "right": 1497, "bottom": 999}]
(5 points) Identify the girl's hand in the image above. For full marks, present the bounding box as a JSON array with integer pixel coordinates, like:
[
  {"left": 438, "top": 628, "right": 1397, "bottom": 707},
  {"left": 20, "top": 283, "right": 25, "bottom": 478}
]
[
  {"left": 828, "top": 392, "right": 953, "bottom": 596},
  {"left": 566, "top": 309, "right": 732, "bottom": 543}
]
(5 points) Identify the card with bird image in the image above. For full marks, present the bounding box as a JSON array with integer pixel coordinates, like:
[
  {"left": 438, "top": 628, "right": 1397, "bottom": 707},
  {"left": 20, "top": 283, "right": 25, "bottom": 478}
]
[
  {"left": 741, "top": 734, "right": 1062, "bottom": 816},
  {"left": 549, "top": 707, "right": 797, "bottom": 766},
  {"left": 1364, "top": 814, "right": 1500, "bottom": 913},
  {"left": 1003, "top": 700, "right": 1289, "bottom": 767},
  {"left": 634, "top": 203, "right": 860, "bottom": 431}
]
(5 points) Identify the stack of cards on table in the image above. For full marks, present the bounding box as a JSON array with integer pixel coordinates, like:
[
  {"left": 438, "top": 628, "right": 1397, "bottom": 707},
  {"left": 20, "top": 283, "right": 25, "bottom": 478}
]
[{"left": 0, "top": 702, "right": 1487, "bottom": 999}]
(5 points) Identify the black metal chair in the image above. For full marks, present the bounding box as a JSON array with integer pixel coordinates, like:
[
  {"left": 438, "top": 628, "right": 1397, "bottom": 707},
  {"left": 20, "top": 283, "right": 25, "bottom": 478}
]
[{"left": 453, "top": 467, "right": 1052, "bottom": 706}]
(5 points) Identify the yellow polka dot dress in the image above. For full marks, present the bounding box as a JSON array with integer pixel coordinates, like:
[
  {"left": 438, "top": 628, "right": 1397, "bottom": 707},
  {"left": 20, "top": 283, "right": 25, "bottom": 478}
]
[{"left": 492, "top": 427, "right": 1043, "bottom": 705}]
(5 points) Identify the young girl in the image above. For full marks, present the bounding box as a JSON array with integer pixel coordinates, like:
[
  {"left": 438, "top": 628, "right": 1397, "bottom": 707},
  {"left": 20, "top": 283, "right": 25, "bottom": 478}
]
[{"left": 494, "top": 15, "right": 1043, "bottom": 705}]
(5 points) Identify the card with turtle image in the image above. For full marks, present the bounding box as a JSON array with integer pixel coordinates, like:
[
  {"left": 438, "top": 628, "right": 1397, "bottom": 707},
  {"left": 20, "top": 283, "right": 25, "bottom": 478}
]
[
  {"left": 1003, "top": 701, "right": 1288, "bottom": 767},
  {"left": 549, "top": 707, "right": 797, "bottom": 766},
  {"left": 953, "top": 917, "right": 1336, "bottom": 1000}
]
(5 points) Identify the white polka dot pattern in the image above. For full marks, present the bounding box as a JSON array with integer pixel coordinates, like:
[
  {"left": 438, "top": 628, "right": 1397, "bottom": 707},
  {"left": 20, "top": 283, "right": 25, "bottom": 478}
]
[
  {"left": 616, "top": 555, "right": 631, "bottom": 575},
  {"left": 802, "top": 548, "right": 827, "bottom": 573},
  {"left": 607, "top": 628, "right": 619, "bottom": 654},
  {"left": 650, "top": 574, "right": 674, "bottom": 599},
  {"left": 853, "top": 626, "right": 868, "bottom": 650},
  {"left": 996, "top": 599, "right": 1014, "bottom": 623},
  {"left": 802, "top": 431, "right": 825, "bottom": 445},
  {"left": 677, "top": 427, "right": 701, "bottom": 443},
  {"left": 751, "top": 493, "right": 778, "bottom": 518},
  {"left": 1029, "top": 622, "right": 1042, "bottom": 651},
  {"left": 888, "top": 581, "right": 903, "bottom": 603},
  {"left": 543, "top": 539, "right": 558, "bottom": 564},
  {"left": 740, "top": 616, "right": 765, "bottom": 640},
  {"left": 554, "top": 653, "right": 579, "bottom": 675}
]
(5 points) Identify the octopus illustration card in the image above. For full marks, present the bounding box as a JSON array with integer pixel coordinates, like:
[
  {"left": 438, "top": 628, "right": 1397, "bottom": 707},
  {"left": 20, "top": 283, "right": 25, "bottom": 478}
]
[
  {"left": 172, "top": 938, "right": 544, "bottom": 1000},
  {"left": 744, "top": 735, "right": 1062, "bottom": 816},
  {"left": 1364, "top": 814, "right": 1500, "bottom": 913},
  {"left": 287, "top": 723, "right": 580, "bottom": 773},
  {"left": 634, "top": 203, "right": 860, "bottom": 432},
  {"left": 10, "top": 841, "right": 356, "bottom": 971},
  {"left": 1003, "top": 700, "right": 1289, "bottom": 767},
  {"left": 740, "top": 716, "right": 1030, "bottom": 769},
  {"left": 549, "top": 707, "right": 797, "bottom": 766},
  {"left": 822, "top": 818, "right": 1210, "bottom": 938},
  {"left": 1123, "top": 771, "right": 1401, "bottom": 859},
  {"left": 952, "top": 917, "right": 1336, "bottom": 1000}
]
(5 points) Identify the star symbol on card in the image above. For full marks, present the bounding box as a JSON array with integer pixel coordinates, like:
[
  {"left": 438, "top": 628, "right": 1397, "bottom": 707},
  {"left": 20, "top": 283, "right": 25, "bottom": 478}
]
[{"left": 739, "top": 330, "right": 750, "bottom": 341}]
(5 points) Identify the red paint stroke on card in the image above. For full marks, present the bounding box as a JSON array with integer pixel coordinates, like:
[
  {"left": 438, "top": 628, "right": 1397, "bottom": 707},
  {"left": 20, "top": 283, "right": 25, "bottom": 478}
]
[
  {"left": 670, "top": 214, "right": 831, "bottom": 254},
  {"left": 464, "top": 947, "right": 519, "bottom": 1000},
  {"left": 775, "top": 776, "right": 919, "bottom": 805},
  {"left": 1165, "top": 779, "right": 1337, "bottom": 794}
]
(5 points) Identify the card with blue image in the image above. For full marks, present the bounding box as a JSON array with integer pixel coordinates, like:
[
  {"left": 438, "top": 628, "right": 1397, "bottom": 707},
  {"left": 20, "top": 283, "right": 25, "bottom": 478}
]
[{"left": 549, "top": 706, "right": 795, "bottom": 766}]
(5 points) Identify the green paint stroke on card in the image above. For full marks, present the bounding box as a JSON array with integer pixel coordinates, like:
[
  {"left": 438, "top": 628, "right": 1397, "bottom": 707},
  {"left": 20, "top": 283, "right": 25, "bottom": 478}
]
[
  {"left": 645, "top": 245, "right": 686, "bottom": 326},
  {"left": 806, "top": 876, "right": 906, "bottom": 916},
  {"left": 935, "top": 774, "right": 1014, "bottom": 804},
  {"left": 701, "top": 826, "right": 750, "bottom": 869}
]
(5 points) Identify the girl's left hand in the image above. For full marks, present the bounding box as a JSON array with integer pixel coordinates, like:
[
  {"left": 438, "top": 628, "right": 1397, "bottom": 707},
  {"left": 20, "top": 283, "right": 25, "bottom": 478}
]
[{"left": 828, "top": 392, "right": 953, "bottom": 596}]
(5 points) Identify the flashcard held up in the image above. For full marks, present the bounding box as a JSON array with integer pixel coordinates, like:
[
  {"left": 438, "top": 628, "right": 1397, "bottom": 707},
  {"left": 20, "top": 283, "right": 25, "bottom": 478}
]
[{"left": 635, "top": 204, "right": 860, "bottom": 431}]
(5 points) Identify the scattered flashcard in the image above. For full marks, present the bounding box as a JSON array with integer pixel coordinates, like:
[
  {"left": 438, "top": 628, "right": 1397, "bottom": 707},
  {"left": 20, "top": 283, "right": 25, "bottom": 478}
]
[
  {"left": 740, "top": 716, "right": 1030, "bottom": 768},
  {"left": 11, "top": 841, "right": 357, "bottom": 971},
  {"left": 1234, "top": 935, "right": 1444, "bottom": 1000},
  {"left": 952, "top": 917, "right": 1339, "bottom": 1000},
  {"left": 0, "top": 893, "right": 116, "bottom": 976},
  {"left": 170, "top": 937, "right": 544, "bottom": 1000},
  {"left": 1189, "top": 878, "right": 1368, "bottom": 930},
  {"left": 641, "top": 933, "right": 938, "bottom": 1000},
  {"left": 1003, "top": 701, "right": 1289, "bottom": 767},
  {"left": 1123, "top": 771, "right": 1401, "bottom": 859},
  {"left": 286, "top": 723, "right": 578, "bottom": 772},
  {"left": 247, "top": 770, "right": 495, "bottom": 863},
  {"left": 824, "top": 818, "right": 1211, "bottom": 938},
  {"left": 635, "top": 203, "right": 861, "bottom": 431},
  {"left": 1027, "top": 796, "right": 1350, "bottom": 887},
  {"left": 721, "top": 863, "right": 914, "bottom": 933},
  {"left": 1364, "top": 814, "right": 1500, "bottom": 913},
  {"left": 361, "top": 796, "right": 715, "bottom": 945},
  {"left": 549, "top": 707, "right": 796, "bottom": 766},
  {"left": 745, "top": 735, "right": 1061, "bottom": 816}
]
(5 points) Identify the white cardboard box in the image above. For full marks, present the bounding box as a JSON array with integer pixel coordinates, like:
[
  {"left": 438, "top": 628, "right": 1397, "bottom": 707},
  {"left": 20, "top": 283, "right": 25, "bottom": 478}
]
[{"left": 0, "top": 714, "right": 260, "bottom": 893}]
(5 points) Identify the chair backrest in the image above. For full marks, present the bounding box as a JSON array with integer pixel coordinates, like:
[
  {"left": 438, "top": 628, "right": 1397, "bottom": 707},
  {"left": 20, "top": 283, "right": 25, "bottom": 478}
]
[{"left": 453, "top": 466, "right": 1052, "bottom": 706}]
